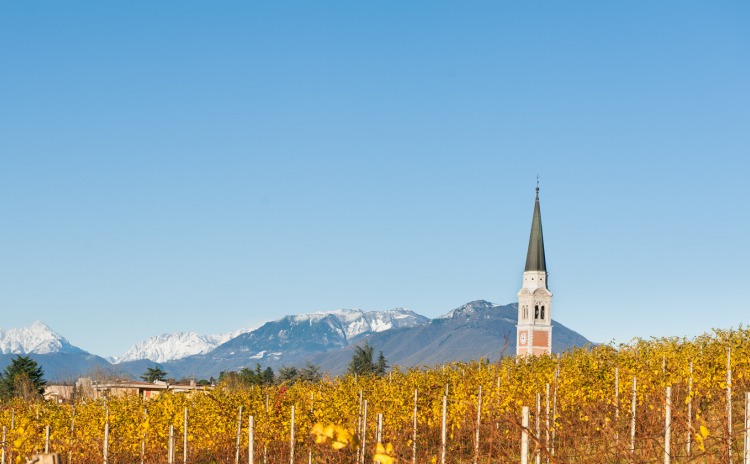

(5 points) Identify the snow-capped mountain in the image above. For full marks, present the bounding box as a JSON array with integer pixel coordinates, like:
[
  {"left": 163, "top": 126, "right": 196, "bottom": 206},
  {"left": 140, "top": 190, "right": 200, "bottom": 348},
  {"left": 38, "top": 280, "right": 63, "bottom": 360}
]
[
  {"left": 116, "top": 329, "right": 249, "bottom": 364},
  {"left": 143, "top": 308, "right": 431, "bottom": 377},
  {"left": 0, "top": 321, "right": 86, "bottom": 355}
]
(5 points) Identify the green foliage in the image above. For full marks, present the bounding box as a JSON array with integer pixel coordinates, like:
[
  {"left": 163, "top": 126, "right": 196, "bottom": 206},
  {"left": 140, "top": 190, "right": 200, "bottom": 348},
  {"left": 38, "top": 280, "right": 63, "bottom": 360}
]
[
  {"left": 219, "top": 363, "right": 276, "bottom": 387},
  {"left": 347, "top": 342, "right": 388, "bottom": 376},
  {"left": 0, "top": 355, "right": 46, "bottom": 400},
  {"left": 278, "top": 362, "right": 323, "bottom": 384},
  {"left": 140, "top": 366, "right": 168, "bottom": 383}
]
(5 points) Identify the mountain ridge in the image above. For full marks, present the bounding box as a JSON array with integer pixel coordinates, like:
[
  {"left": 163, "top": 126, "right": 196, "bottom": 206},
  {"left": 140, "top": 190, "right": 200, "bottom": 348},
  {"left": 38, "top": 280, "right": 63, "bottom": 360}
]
[{"left": 2, "top": 301, "right": 592, "bottom": 380}]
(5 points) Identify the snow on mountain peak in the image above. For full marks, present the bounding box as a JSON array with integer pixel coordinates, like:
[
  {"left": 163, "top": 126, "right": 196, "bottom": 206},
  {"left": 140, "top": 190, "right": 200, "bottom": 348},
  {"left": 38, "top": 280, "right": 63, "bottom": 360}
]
[
  {"left": 116, "top": 328, "right": 249, "bottom": 364},
  {"left": 288, "top": 307, "right": 429, "bottom": 340},
  {"left": 0, "top": 321, "right": 85, "bottom": 355}
]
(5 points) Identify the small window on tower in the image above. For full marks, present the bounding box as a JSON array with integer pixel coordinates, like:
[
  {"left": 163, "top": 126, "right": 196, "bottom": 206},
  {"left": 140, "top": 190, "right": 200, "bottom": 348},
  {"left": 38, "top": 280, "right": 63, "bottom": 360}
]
[
  {"left": 535, "top": 305, "right": 539, "bottom": 319},
  {"left": 541, "top": 306, "right": 545, "bottom": 319}
]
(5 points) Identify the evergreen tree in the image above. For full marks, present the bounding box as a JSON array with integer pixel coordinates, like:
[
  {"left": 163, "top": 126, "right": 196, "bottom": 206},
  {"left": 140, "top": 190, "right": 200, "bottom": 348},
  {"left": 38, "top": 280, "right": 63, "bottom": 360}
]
[
  {"left": 347, "top": 342, "right": 388, "bottom": 376},
  {"left": 375, "top": 351, "right": 388, "bottom": 376},
  {"left": 141, "top": 366, "right": 168, "bottom": 383},
  {"left": 0, "top": 355, "right": 46, "bottom": 400}
]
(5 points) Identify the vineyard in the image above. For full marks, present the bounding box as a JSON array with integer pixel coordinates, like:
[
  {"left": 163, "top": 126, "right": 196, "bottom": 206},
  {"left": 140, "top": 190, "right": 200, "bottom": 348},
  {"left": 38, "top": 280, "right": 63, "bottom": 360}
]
[{"left": 2, "top": 327, "right": 750, "bottom": 464}]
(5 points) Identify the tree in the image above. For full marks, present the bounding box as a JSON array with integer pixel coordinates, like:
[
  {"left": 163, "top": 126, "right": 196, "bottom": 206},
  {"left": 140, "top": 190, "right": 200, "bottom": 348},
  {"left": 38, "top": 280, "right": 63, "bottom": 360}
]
[
  {"left": 347, "top": 342, "right": 388, "bottom": 376},
  {"left": 277, "top": 362, "right": 322, "bottom": 384},
  {"left": 0, "top": 355, "right": 47, "bottom": 400},
  {"left": 298, "top": 362, "right": 322, "bottom": 382},
  {"left": 375, "top": 351, "right": 388, "bottom": 376},
  {"left": 141, "top": 366, "right": 168, "bottom": 383}
]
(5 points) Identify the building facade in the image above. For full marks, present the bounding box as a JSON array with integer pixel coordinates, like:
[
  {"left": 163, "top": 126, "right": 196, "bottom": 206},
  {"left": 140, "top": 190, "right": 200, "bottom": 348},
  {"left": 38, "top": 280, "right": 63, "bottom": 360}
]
[{"left": 516, "top": 185, "right": 553, "bottom": 356}]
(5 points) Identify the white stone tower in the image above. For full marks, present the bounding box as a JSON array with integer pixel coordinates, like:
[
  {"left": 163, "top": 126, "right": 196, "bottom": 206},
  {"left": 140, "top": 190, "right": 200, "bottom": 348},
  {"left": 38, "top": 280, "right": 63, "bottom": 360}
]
[{"left": 516, "top": 184, "right": 553, "bottom": 356}]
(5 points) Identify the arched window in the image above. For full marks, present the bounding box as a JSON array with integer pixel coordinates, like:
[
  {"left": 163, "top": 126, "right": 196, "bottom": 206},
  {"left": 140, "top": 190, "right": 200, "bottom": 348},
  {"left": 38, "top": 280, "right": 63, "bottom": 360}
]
[
  {"left": 535, "top": 305, "right": 539, "bottom": 319},
  {"left": 541, "top": 306, "right": 545, "bottom": 320}
]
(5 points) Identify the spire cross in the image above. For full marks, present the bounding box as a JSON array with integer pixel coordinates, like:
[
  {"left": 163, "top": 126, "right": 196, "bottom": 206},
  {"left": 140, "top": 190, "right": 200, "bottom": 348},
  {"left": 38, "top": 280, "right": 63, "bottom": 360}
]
[{"left": 536, "top": 175, "right": 540, "bottom": 196}]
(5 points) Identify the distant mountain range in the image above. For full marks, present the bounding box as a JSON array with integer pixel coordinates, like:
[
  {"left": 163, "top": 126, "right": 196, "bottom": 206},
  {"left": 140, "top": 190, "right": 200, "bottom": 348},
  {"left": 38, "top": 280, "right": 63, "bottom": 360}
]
[{"left": 0, "top": 301, "right": 592, "bottom": 380}]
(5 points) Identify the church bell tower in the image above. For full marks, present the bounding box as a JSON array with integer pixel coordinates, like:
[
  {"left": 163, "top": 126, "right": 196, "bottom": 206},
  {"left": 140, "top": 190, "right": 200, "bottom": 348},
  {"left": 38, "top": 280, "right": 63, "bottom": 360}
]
[{"left": 516, "top": 183, "right": 553, "bottom": 356}]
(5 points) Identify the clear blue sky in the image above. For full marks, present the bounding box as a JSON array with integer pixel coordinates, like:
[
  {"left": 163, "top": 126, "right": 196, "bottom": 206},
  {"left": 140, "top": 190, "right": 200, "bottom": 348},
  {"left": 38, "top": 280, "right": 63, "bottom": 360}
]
[{"left": 1, "top": 2, "right": 748, "bottom": 357}]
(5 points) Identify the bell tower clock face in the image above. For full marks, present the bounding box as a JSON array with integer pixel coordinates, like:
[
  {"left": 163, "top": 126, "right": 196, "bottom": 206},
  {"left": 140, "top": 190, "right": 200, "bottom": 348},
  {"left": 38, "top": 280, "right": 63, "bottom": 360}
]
[{"left": 519, "top": 333, "right": 527, "bottom": 345}]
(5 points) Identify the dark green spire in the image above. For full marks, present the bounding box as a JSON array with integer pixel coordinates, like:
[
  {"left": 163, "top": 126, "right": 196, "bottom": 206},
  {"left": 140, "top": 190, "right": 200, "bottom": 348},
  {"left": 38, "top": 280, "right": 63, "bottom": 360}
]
[{"left": 524, "top": 185, "right": 546, "bottom": 272}]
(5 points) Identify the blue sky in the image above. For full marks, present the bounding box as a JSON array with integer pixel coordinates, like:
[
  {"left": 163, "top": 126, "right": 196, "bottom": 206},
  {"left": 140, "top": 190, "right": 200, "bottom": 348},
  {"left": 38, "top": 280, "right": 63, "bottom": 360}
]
[{"left": 1, "top": 2, "right": 748, "bottom": 357}]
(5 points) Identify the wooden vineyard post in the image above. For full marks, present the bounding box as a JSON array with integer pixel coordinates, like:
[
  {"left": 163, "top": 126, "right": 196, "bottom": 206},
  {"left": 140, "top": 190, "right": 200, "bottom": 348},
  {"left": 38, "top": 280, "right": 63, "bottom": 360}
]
[
  {"left": 687, "top": 361, "right": 693, "bottom": 456},
  {"left": 249, "top": 416, "right": 256, "bottom": 464},
  {"left": 535, "top": 393, "right": 541, "bottom": 464},
  {"left": 630, "top": 377, "right": 637, "bottom": 455},
  {"left": 615, "top": 367, "right": 620, "bottom": 443},
  {"left": 289, "top": 405, "right": 296, "bottom": 464},
  {"left": 184, "top": 407, "right": 189, "bottom": 464},
  {"left": 545, "top": 383, "right": 550, "bottom": 464},
  {"left": 441, "top": 395, "right": 447, "bottom": 464},
  {"left": 744, "top": 392, "right": 750, "bottom": 464},
  {"left": 140, "top": 408, "right": 147, "bottom": 464},
  {"left": 309, "top": 394, "right": 314, "bottom": 464},
  {"left": 521, "top": 406, "right": 530, "bottom": 464},
  {"left": 360, "top": 400, "right": 368, "bottom": 464},
  {"left": 728, "top": 347, "right": 733, "bottom": 464},
  {"left": 412, "top": 389, "right": 418, "bottom": 464},
  {"left": 476, "top": 386, "right": 484, "bottom": 464},
  {"left": 264, "top": 395, "right": 269, "bottom": 464},
  {"left": 104, "top": 409, "right": 110, "bottom": 464},
  {"left": 664, "top": 386, "right": 672, "bottom": 464},
  {"left": 235, "top": 406, "right": 243, "bottom": 464},
  {"left": 70, "top": 405, "right": 77, "bottom": 464},
  {"left": 552, "top": 367, "right": 558, "bottom": 458},
  {"left": 168, "top": 425, "right": 174, "bottom": 464},
  {"left": 45, "top": 425, "right": 50, "bottom": 453},
  {"left": 356, "top": 390, "right": 363, "bottom": 464},
  {"left": 376, "top": 412, "right": 383, "bottom": 443}
]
